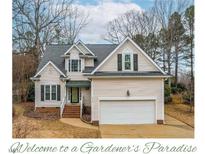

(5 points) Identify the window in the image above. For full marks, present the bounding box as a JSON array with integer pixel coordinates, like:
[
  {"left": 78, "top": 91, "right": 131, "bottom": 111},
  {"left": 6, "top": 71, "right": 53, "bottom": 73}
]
[
  {"left": 72, "top": 60, "right": 78, "bottom": 72},
  {"left": 41, "top": 85, "right": 60, "bottom": 101},
  {"left": 123, "top": 53, "right": 133, "bottom": 71},
  {"left": 45, "top": 85, "right": 50, "bottom": 100},
  {"left": 124, "top": 54, "right": 131, "bottom": 70},
  {"left": 68, "top": 59, "right": 81, "bottom": 72},
  {"left": 51, "top": 85, "right": 57, "bottom": 100}
]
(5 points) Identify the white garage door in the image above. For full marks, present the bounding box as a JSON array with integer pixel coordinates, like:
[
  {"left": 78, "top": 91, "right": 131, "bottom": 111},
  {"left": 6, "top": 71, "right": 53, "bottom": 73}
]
[{"left": 100, "top": 100, "right": 156, "bottom": 124}]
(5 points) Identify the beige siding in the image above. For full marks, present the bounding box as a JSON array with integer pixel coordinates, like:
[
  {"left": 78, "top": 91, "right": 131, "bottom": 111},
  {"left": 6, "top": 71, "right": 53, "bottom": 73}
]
[
  {"left": 98, "top": 40, "right": 158, "bottom": 72},
  {"left": 91, "top": 78, "right": 164, "bottom": 121},
  {"left": 77, "top": 43, "right": 89, "bottom": 54},
  {"left": 35, "top": 64, "right": 66, "bottom": 107},
  {"left": 84, "top": 58, "right": 94, "bottom": 67},
  {"left": 81, "top": 88, "right": 91, "bottom": 106},
  {"left": 70, "top": 47, "right": 80, "bottom": 59}
]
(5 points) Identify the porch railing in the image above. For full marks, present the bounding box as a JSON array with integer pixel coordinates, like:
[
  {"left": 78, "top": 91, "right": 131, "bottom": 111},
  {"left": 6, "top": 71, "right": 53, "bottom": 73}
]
[
  {"left": 60, "top": 96, "right": 66, "bottom": 118},
  {"left": 80, "top": 95, "right": 84, "bottom": 119}
]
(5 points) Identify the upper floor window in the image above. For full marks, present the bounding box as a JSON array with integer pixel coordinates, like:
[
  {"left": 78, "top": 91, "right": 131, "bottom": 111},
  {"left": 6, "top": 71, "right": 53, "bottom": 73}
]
[
  {"left": 68, "top": 59, "right": 81, "bottom": 72},
  {"left": 122, "top": 53, "right": 133, "bottom": 71}
]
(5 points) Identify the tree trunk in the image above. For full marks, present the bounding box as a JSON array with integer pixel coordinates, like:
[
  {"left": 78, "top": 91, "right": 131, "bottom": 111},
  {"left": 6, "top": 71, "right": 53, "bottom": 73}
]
[
  {"left": 167, "top": 47, "right": 172, "bottom": 88},
  {"left": 190, "top": 38, "right": 194, "bottom": 112},
  {"left": 174, "top": 44, "right": 179, "bottom": 85},
  {"left": 163, "top": 50, "right": 166, "bottom": 71}
]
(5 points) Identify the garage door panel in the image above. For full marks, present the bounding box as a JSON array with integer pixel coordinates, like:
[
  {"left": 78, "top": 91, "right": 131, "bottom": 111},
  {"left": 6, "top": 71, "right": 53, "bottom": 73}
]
[{"left": 100, "top": 100, "right": 155, "bottom": 124}]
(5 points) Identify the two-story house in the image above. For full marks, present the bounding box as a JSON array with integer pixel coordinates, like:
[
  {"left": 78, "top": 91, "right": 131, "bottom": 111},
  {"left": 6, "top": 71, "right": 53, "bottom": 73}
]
[{"left": 31, "top": 37, "right": 169, "bottom": 125}]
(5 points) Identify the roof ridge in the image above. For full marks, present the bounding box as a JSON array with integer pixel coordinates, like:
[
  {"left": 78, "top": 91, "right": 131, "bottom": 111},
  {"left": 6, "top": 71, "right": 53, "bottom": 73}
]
[{"left": 85, "top": 43, "right": 118, "bottom": 45}]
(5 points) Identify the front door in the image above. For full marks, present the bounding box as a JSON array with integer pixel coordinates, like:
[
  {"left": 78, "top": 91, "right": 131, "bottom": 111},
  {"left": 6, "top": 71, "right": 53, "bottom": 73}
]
[{"left": 71, "top": 87, "right": 79, "bottom": 103}]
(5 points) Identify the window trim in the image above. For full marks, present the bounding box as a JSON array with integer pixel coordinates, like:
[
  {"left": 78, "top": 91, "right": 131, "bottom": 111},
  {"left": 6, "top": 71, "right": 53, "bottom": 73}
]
[
  {"left": 51, "top": 85, "right": 57, "bottom": 100},
  {"left": 45, "top": 85, "right": 51, "bottom": 100},
  {"left": 68, "top": 59, "right": 82, "bottom": 72},
  {"left": 122, "top": 52, "right": 133, "bottom": 71},
  {"left": 43, "top": 84, "right": 60, "bottom": 101}
]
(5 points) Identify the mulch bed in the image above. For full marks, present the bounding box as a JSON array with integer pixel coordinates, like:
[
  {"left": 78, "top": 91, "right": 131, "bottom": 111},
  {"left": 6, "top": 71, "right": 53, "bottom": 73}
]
[
  {"left": 24, "top": 111, "right": 60, "bottom": 120},
  {"left": 20, "top": 102, "right": 60, "bottom": 120},
  {"left": 82, "top": 114, "right": 91, "bottom": 122}
]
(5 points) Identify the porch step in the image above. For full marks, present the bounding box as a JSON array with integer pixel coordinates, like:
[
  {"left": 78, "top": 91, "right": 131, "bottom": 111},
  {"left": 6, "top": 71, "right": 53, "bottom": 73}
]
[
  {"left": 62, "top": 114, "right": 80, "bottom": 118},
  {"left": 62, "top": 105, "right": 80, "bottom": 118}
]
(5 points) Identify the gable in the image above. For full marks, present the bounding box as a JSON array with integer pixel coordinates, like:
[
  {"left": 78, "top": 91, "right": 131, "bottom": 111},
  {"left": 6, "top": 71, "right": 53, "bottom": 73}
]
[
  {"left": 77, "top": 43, "right": 90, "bottom": 54},
  {"left": 40, "top": 63, "right": 62, "bottom": 81},
  {"left": 34, "top": 61, "right": 66, "bottom": 78},
  {"left": 97, "top": 39, "right": 159, "bottom": 72},
  {"left": 76, "top": 41, "right": 95, "bottom": 56},
  {"left": 68, "top": 46, "right": 81, "bottom": 59},
  {"left": 64, "top": 45, "right": 85, "bottom": 56}
]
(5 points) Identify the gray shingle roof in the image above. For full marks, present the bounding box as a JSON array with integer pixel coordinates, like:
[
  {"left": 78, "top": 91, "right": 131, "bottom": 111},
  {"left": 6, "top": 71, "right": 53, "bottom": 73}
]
[{"left": 37, "top": 44, "right": 118, "bottom": 75}]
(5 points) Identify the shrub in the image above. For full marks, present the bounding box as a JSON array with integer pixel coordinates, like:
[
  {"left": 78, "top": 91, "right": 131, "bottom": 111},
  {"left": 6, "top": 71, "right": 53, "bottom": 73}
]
[
  {"left": 171, "top": 82, "right": 187, "bottom": 94},
  {"left": 164, "top": 84, "right": 172, "bottom": 103},
  {"left": 176, "top": 83, "right": 187, "bottom": 91},
  {"left": 165, "top": 96, "right": 172, "bottom": 103},
  {"left": 27, "top": 83, "right": 35, "bottom": 102},
  {"left": 183, "top": 91, "right": 194, "bottom": 104},
  {"left": 164, "top": 84, "right": 171, "bottom": 97},
  {"left": 171, "top": 87, "right": 178, "bottom": 94}
]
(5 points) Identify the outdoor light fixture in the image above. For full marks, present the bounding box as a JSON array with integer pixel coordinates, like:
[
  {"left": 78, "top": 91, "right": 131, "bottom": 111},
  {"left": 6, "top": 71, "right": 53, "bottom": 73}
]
[{"left": 126, "top": 90, "right": 130, "bottom": 96}]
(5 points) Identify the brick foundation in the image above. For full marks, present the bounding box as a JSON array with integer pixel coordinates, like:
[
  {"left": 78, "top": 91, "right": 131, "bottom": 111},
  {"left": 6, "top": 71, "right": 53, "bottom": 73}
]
[
  {"left": 36, "top": 107, "right": 60, "bottom": 115},
  {"left": 157, "top": 120, "right": 164, "bottom": 124},
  {"left": 92, "top": 121, "right": 99, "bottom": 126}
]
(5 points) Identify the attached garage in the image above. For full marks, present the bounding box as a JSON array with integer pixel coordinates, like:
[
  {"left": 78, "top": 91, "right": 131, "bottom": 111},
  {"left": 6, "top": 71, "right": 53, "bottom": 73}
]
[{"left": 99, "top": 98, "right": 156, "bottom": 124}]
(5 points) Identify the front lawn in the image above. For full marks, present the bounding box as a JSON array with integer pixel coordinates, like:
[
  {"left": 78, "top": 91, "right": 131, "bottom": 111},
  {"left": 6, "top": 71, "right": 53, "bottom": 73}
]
[
  {"left": 165, "top": 103, "right": 194, "bottom": 127},
  {"left": 13, "top": 102, "right": 100, "bottom": 138}
]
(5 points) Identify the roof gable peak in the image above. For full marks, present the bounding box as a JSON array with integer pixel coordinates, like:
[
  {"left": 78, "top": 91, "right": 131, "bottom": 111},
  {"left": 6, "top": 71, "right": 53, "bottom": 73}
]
[
  {"left": 64, "top": 44, "right": 85, "bottom": 55},
  {"left": 76, "top": 40, "right": 95, "bottom": 56},
  {"left": 91, "top": 37, "right": 166, "bottom": 75}
]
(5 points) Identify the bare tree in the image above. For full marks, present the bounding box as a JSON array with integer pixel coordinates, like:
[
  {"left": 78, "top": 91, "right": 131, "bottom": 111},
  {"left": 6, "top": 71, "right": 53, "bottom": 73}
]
[
  {"left": 13, "top": 52, "right": 37, "bottom": 102},
  {"left": 153, "top": 0, "right": 190, "bottom": 88},
  {"left": 58, "top": 5, "right": 89, "bottom": 44},
  {"left": 104, "top": 9, "right": 158, "bottom": 44},
  {"left": 13, "top": 0, "right": 72, "bottom": 58}
]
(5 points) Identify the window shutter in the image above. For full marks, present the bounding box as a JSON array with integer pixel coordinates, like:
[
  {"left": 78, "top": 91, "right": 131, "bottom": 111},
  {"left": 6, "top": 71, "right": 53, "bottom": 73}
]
[
  {"left": 68, "top": 60, "right": 70, "bottom": 72},
  {"left": 133, "top": 54, "right": 138, "bottom": 71},
  {"left": 79, "top": 60, "right": 81, "bottom": 72},
  {"left": 57, "top": 85, "right": 61, "bottom": 101},
  {"left": 41, "top": 85, "right": 44, "bottom": 101},
  {"left": 117, "top": 54, "right": 122, "bottom": 71}
]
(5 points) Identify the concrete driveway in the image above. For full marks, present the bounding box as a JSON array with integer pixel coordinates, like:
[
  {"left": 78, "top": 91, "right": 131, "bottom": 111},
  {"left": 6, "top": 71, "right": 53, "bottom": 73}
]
[{"left": 99, "top": 115, "right": 194, "bottom": 138}]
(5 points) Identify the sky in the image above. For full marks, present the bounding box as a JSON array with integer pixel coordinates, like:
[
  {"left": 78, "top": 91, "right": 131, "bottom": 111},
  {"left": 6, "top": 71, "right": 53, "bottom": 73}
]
[{"left": 74, "top": 0, "right": 155, "bottom": 43}]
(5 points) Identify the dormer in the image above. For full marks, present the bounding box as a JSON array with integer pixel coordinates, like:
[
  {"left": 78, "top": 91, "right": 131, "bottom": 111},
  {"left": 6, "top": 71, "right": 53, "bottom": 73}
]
[{"left": 62, "top": 41, "right": 96, "bottom": 75}]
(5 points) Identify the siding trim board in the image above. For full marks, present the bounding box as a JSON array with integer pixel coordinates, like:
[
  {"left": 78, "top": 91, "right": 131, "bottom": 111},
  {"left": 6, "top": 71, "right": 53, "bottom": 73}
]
[{"left": 87, "top": 76, "right": 170, "bottom": 79}]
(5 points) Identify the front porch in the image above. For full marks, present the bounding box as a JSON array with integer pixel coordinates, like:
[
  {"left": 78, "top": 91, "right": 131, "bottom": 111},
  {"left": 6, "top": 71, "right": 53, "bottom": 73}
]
[{"left": 60, "top": 80, "right": 91, "bottom": 121}]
